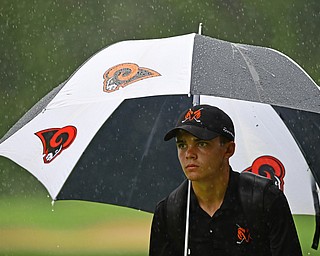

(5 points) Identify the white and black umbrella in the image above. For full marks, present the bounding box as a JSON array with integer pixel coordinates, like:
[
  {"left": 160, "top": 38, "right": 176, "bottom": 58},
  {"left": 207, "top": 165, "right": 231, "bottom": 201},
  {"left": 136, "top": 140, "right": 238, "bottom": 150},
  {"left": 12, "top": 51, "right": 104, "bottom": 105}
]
[{"left": 0, "top": 33, "right": 319, "bottom": 247}]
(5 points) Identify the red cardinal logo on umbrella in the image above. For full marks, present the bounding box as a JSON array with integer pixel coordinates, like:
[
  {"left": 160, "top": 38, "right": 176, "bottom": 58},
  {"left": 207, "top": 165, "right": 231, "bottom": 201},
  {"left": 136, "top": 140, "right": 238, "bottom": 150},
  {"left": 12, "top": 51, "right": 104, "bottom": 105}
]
[
  {"left": 35, "top": 126, "right": 77, "bottom": 164},
  {"left": 103, "top": 63, "right": 161, "bottom": 93},
  {"left": 243, "top": 155, "right": 286, "bottom": 191}
]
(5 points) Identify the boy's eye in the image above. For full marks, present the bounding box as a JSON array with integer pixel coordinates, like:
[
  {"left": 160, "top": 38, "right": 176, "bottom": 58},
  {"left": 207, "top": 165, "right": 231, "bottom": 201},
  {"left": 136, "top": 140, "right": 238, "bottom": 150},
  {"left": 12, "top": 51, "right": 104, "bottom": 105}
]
[
  {"left": 198, "top": 141, "right": 208, "bottom": 147},
  {"left": 176, "top": 143, "right": 186, "bottom": 149}
]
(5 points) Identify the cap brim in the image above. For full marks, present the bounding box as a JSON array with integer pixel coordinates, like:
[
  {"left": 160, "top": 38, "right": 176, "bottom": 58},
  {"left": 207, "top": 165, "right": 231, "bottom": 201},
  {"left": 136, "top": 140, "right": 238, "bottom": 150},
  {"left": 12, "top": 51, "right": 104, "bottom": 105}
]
[{"left": 164, "top": 125, "right": 221, "bottom": 141}]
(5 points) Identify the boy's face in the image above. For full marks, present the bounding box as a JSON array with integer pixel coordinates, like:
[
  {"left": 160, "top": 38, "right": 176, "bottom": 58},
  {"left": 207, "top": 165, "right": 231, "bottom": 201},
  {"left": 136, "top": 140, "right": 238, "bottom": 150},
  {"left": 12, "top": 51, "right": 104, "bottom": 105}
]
[{"left": 175, "top": 130, "right": 234, "bottom": 182}]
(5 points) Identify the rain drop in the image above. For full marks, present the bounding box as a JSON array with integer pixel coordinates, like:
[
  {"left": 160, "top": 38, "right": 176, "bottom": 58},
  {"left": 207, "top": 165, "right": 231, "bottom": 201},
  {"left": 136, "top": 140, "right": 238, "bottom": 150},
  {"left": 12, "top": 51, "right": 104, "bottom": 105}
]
[{"left": 51, "top": 200, "right": 55, "bottom": 211}]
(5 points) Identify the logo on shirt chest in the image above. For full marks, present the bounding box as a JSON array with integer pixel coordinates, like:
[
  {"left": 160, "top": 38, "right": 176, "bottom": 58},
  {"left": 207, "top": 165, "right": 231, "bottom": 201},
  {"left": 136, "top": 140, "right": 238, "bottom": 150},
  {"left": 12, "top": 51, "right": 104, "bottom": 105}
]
[{"left": 236, "top": 224, "right": 252, "bottom": 244}]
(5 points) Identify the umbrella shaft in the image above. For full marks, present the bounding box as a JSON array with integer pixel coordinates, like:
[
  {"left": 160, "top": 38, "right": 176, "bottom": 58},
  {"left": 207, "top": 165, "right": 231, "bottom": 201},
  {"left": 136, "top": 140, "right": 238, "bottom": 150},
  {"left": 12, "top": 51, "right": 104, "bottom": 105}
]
[{"left": 193, "top": 95, "right": 200, "bottom": 106}]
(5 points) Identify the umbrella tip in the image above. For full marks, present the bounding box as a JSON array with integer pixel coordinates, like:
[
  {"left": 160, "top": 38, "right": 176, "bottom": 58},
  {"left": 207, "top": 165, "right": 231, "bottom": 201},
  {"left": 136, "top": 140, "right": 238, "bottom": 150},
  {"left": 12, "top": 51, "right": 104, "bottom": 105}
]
[{"left": 198, "top": 23, "right": 203, "bottom": 35}]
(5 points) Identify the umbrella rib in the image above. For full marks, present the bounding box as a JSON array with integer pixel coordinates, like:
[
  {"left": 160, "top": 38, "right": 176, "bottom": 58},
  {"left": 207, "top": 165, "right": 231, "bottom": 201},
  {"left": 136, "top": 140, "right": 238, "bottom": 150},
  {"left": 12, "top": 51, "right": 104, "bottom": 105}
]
[
  {"left": 140, "top": 101, "right": 167, "bottom": 162},
  {"left": 231, "top": 44, "right": 264, "bottom": 102},
  {"left": 126, "top": 100, "right": 168, "bottom": 207}
]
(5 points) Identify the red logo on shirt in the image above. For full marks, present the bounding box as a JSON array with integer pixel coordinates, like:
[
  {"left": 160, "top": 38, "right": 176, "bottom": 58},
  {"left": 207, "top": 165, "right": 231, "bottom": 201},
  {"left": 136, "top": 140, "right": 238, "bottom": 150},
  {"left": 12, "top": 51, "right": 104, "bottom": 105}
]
[{"left": 236, "top": 224, "right": 252, "bottom": 244}]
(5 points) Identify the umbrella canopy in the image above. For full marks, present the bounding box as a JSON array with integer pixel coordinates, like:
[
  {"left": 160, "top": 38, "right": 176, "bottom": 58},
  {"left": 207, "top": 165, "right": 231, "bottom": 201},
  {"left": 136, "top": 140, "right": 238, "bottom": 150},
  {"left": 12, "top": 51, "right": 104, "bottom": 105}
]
[{"left": 0, "top": 33, "right": 319, "bottom": 217}]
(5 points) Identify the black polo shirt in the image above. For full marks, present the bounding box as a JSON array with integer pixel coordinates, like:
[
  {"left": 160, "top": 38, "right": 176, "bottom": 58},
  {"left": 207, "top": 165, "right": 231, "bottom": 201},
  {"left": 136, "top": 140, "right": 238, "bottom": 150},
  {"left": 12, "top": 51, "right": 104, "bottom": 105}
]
[
  {"left": 149, "top": 170, "right": 302, "bottom": 256},
  {"left": 188, "top": 170, "right": 270, "bottom": 255}
]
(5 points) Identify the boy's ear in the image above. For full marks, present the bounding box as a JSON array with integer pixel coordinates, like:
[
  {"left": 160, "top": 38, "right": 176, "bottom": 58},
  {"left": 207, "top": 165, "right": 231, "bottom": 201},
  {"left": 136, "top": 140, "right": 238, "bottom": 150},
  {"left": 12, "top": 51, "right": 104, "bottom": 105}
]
[{"left": 225, "top": 141, "right": 235, "bottom": 159}]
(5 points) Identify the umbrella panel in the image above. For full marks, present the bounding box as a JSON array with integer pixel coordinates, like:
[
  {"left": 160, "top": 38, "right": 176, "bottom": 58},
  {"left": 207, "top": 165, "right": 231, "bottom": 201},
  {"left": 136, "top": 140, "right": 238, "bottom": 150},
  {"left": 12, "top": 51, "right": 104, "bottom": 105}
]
[
  {"left": 191, "top": 34, "right": 320, "bottom": 113},
  {"left": 273, "top": 106, "right": 320, "bottom": 186},
  {"left": 57, "top": 95, "right": 191, "bottom": 212}
]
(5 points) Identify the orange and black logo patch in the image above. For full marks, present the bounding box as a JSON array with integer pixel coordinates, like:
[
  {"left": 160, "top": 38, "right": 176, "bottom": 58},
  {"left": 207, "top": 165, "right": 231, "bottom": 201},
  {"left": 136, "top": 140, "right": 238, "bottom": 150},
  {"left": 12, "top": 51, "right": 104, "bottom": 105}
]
[
  {"left": 182, "top": 108, "right": 203, "bottom": 123},
  {"left": 103, "top": 63, "right": 161, "bottom": 93},
  {"left": 236, "top": 224, "right": 252, "bottom": 244},
  {"left": 243, "top": 155, "right": 286, "bottom": 191},
  {"left": 35, "top": 126, "right": 77, "bottom": 164}
]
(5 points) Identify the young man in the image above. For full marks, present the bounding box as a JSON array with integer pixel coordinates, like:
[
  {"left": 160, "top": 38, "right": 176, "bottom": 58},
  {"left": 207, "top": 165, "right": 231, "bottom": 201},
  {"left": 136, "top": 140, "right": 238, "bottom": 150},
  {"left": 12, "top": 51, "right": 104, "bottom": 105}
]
[{"left": 149, "top": 104, "right": 302, "bottom": 256}]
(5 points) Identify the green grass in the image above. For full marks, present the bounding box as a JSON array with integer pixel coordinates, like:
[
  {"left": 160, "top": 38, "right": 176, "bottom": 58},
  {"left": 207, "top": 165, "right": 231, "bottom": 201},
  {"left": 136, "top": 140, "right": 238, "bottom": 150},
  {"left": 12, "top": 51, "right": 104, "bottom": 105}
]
[
  {"left": 0, "top": 253, "right": 144, "bottom": 256},
  {"left": 0, "top": 196, "right": 152, "bottom": 256},
  {"left": 293, "top": 215, "right": 318, "bottom": 256},
  {"left": 0, "top": 196, "right": 150, "bottom": 229},
  {"left": 0, "top": 196, "right": 319, "bottom": 255}
]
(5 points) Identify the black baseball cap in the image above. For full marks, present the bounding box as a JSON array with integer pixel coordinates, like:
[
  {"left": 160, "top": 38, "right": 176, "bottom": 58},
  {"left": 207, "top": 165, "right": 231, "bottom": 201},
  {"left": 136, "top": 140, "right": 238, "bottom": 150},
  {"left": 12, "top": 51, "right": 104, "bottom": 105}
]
[{"left": 164, "top": 104, "right": 235, "bottom": 141}]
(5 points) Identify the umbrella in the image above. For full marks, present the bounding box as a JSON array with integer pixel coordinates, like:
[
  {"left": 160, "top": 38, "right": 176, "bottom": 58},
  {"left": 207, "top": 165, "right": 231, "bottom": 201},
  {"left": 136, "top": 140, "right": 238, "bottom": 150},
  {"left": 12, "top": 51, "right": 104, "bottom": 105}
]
[{"left": 0, "top": 33, "right": 320, "bottom": 246}]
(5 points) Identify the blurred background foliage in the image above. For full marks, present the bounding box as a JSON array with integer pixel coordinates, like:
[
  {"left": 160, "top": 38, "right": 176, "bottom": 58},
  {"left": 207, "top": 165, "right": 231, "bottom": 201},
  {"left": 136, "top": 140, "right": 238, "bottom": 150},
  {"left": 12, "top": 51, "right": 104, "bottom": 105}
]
[
  {"left": 0, "top": 1, "right": 319, "bottom": 255},
  {"left": 0, "top": 0, "right": 319, "bottom": 195}
]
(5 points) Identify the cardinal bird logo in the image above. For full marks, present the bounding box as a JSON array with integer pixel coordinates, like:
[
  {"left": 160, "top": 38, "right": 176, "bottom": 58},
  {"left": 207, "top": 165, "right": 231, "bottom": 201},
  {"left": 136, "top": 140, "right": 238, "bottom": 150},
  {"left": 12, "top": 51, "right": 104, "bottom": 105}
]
[
  {"left": 35, "top": 126, "right": 77, "bottom": 164},
  {"left": 103, "top": 63, "right": 161, "bottom": 93},
  {"left": 243, "top": 155, "right": 286, "bottom": 191}
]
